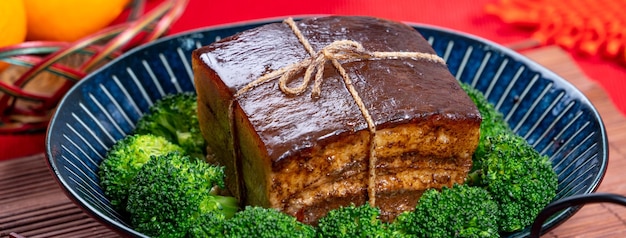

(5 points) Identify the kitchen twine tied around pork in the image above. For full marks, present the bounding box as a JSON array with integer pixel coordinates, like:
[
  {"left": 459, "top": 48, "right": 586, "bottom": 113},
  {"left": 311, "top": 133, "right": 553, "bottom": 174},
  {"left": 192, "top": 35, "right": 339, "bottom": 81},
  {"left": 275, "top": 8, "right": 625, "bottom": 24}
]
[{"left": 234, "top": 17, "right": 447, "bottom": 207}]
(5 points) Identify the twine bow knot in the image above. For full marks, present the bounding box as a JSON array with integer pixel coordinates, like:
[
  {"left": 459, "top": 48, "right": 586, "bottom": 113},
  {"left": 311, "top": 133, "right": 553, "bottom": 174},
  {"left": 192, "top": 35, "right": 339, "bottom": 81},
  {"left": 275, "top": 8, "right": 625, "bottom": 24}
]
[
  {"left": 280, "top": 39, "right": 369, "bottom": 98},
  {"left": 234, "top": 39, "right": 367, "bottom": 98}
]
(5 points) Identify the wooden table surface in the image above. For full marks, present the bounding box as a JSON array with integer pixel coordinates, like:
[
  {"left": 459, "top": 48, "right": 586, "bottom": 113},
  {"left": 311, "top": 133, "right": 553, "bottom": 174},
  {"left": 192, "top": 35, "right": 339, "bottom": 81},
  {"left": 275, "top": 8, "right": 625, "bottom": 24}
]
[{"left": 1, "top": 46, "right": 625, "bottom": 237}]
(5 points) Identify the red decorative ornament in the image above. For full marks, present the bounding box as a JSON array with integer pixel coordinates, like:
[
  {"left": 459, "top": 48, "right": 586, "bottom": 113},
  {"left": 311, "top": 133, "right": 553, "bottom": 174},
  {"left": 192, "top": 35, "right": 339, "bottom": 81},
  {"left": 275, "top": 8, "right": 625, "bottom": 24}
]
[{"left": 486, "top": 0, "right": 626, "bottom": 63}]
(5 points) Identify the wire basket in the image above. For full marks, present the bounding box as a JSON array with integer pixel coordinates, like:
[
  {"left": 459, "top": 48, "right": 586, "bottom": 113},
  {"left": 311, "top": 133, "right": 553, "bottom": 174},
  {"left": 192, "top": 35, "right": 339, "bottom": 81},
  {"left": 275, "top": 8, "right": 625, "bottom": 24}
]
[{"left": 0, "top": 0, "right": 188, "bottom": 134}]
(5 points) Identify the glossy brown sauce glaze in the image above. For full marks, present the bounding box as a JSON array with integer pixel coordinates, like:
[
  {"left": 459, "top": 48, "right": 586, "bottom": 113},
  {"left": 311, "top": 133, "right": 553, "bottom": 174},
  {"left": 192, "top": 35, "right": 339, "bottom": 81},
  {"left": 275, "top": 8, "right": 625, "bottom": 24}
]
[{"left": 195, "top": 16, "right": 480, "bottom": 164}]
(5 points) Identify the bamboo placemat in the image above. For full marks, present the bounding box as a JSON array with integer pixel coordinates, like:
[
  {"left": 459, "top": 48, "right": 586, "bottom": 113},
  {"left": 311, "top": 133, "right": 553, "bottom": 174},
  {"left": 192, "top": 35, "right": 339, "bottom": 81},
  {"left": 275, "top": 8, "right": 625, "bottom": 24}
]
[
  {"left": 1, "top": 46, "right": 625, "bottom": 237},
  {"left": 0, "top": 154, "right": 118, "bottom": 237}
]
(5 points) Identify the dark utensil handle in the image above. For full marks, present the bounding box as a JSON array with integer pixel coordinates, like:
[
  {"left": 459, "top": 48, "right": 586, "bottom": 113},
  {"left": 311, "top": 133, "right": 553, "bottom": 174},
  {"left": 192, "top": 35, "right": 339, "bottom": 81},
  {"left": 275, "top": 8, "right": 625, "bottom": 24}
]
[{"left": 530, "top": 193, "right": 626, "bottom": 238}]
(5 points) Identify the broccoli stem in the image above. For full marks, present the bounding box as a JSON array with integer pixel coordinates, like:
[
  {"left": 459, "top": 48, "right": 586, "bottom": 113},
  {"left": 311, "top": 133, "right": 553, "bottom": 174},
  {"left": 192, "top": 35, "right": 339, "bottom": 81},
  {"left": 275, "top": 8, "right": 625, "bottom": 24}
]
[{"left": 203, "top": 195, "right": 239, "bottom": 219}]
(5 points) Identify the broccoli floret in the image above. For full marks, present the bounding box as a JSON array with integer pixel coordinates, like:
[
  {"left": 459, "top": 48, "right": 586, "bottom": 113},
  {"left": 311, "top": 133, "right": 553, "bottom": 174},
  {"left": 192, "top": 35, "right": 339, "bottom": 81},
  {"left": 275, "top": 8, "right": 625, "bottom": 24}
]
[
  {"left": 135, "top": 92, "right": 206, "bottom": 160},
  {"left": 468, "top": 133, "right": 558, "bottom": 232},
  {"left": 224, "top": 206, "right": 316, "bottom": 238},
  {"left": 98, "top": 134, "right": 184, "bottom": 210},
  {"left": 317, "top": 203, "right": 391, "bottom": 238},
  {"left": 188, "top": 212, "right": 227, "bottom": 238},
  {"left": 126, "top": 152, "right": 239, "bottom": 237},
  {"left": 460, "top": 82, "right": 511, "bottom": 163},
  {"left": 391, "top": 184, "right": 499, "bottom": 238}
]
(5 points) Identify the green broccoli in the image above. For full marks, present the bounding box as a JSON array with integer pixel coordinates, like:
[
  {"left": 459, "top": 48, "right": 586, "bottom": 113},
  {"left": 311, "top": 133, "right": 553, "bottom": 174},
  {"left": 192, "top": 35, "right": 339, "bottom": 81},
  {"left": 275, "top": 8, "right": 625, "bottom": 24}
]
[
  {"left": 391, "top": 184, "right": 499, "bottom": 238},
  {"left": 316, "top": 203, "right": 391, "bottom": 238},
  {"left": 468, "top": 133, "right": 558, "bottom": 232},
  {"left": 187, "top": 212, "right": 227, "bottom": 238},
  {"left": 461, "top": 82, "right": 558, "bottom": 232},
  {"left": 224, "top": 206, "right": 316, "bottom": 238},
  {"left": 460, "top": 82, "right": 511, "bottom": 164},
  {"left": 126, "top": 152, "right": 239, "bottom": 238},
  {"left": 135, "top": 92, "right": 206, "bottom": 160},
  {"left": 98, "top": 134, "right": 184, "bottom": 211}
]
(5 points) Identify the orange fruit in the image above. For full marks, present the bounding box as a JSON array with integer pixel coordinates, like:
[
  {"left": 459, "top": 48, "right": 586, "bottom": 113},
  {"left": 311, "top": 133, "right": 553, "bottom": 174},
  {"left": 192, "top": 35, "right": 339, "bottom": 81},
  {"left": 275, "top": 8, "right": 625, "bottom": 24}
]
[
  {"left": 0, "top": 0, "right": 27, "bottom": 71},
  {"left": 0, "top": 0, "right": 27, "bottom": 47},
  {"left": 24, "top": 0, "right": 130, "bottom": 42}
]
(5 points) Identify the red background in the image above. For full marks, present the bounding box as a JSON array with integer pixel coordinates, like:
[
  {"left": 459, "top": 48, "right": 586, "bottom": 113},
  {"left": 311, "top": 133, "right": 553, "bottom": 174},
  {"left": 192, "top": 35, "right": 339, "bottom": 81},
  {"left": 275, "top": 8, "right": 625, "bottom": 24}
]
[{"left": 2, "top": 0, "right": 624, "bottom": 160}]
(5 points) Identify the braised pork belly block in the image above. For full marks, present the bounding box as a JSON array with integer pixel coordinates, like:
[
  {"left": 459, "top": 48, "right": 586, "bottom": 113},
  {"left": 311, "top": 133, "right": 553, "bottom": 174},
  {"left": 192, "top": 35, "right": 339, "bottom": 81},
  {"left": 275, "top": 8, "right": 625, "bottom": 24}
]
[{"left": 192, "top": 16, "right": 481, "bottom": 224}]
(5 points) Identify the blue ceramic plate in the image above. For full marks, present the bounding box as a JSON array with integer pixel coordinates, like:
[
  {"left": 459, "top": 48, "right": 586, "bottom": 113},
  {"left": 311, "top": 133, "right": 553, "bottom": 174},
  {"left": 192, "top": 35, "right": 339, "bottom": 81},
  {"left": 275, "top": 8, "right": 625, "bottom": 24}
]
[{"left": 46, "top": 17, "right": 608, "bottom": 237}]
